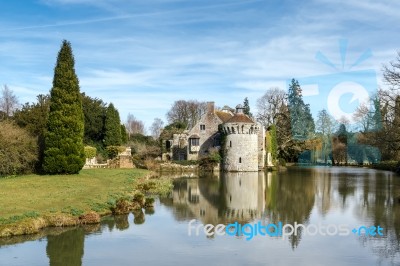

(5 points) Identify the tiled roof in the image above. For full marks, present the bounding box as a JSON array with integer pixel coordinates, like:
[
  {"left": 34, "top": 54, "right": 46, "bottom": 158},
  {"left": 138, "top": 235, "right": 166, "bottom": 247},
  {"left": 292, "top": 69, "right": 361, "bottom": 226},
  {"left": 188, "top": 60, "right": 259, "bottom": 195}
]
[
  {"left": 215, "top": 111, "right": 233, "bottom": 123},
  {"left": 225, "top": 114, "right": 255, "bottom": 124}
]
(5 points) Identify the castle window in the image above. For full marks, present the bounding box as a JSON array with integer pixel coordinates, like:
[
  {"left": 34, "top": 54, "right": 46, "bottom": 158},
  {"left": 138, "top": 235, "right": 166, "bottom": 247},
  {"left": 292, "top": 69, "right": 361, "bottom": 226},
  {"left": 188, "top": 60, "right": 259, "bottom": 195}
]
[
  {"left": 229, "top": 141, "right": 232, "bottom": 147},
  {"left": 190, "top": 138, "right": 199, "bottom": 146},
  {"left": 239, "top": 157, "right": 242, "bottom": 163},
  {"left": 200, "top": 124, "right": 206, "bottom": 131}
]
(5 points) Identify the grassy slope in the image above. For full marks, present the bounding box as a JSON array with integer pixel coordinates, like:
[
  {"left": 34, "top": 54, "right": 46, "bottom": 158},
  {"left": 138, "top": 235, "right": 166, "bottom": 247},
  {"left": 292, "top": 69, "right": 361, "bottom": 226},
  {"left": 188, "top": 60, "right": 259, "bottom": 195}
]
[{"left": 0, "top": 169, "right": 149, "bottom": 223}]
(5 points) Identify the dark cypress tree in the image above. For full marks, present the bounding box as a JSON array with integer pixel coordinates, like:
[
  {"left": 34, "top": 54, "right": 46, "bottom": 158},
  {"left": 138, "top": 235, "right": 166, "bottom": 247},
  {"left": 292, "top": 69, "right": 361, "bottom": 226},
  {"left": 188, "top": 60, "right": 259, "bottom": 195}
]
[
  {"left": 120, "top": 124, "right": 128, "bottom": 144},
  {"left": 81, "top": 93, "right": 107, "bottom": 144},
  {"left": 104, "top": 103, "right": 122, "bottom": 146},
  {"left": 243, "top": 97, "right": 252, "bottom": 117},
  {"left": 288, "top": 78, "right": 315, "bottom": 140},
  {"left": 43, "top": 40, "right": 85, "bottom": 174}
]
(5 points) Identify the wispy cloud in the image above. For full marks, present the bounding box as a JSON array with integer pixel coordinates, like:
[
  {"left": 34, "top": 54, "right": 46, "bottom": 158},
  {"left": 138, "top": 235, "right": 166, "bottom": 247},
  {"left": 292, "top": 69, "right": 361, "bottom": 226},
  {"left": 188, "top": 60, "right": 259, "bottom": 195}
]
[{"left": 0, "top": 0, "right": 400, "bottom": 128}]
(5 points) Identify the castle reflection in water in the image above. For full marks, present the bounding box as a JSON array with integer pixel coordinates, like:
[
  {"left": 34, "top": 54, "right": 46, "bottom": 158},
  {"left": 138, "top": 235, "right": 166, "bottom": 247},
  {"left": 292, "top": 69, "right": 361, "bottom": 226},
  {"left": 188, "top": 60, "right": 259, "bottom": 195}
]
[
  {"left": 160, "top": 167, "right": 400, "bottom": 251},
  {"left": 162, "top": 172, "right": 267, "bottom": 225},
  {"left": 161, "top": 169, "right": 321, "bottom": 228}
]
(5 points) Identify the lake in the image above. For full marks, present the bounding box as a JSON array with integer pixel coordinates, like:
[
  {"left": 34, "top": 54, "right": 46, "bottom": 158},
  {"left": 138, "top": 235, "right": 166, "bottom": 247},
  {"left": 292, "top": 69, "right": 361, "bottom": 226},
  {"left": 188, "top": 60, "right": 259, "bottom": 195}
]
[{"left": 0, "top": 167, "right": 399, "bottom": 265}]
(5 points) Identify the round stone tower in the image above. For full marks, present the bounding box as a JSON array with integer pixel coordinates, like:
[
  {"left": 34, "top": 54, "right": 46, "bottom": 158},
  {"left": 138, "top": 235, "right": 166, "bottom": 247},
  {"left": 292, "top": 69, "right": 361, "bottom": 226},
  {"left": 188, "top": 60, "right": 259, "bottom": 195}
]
[{"left": 222, "top": 104, "right": 259, "bottom": 172}]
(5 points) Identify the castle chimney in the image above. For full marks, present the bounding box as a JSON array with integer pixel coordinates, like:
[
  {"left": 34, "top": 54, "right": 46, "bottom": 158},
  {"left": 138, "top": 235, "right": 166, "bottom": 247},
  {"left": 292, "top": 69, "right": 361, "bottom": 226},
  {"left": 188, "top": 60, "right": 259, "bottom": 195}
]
[{"left": 206, "top": 102, "right": 215, "bottom": 114}]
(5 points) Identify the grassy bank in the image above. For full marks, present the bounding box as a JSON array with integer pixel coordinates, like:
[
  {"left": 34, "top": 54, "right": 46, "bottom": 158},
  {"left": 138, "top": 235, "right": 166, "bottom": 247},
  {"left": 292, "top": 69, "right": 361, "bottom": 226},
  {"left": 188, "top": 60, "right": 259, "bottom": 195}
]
[{"left": 0, "top": 169, "right": 172, "bottom": 237}]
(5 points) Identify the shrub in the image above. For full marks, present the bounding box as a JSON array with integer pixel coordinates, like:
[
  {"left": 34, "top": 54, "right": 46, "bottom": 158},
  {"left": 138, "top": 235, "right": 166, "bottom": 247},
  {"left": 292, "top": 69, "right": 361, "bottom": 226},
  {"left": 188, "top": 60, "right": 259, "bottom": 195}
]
[
  {"left": 84, "top": 146, "right": 97, "bottom": 159},
  {"left": 106, "top": 146, "right": 125, "bottom": 159},
  {"left": 371, "top": 161, "right": 399, "bottom": 172},
  {"left": 0, "top": 121, "right": 38, "bottom": 176},
  {"left": 113, "top": 198, "right": 131, "bottom": 215},
  {"left": 199, "top": 148, "right": 221, "bottom": 170},
  {"left": 79, "top": 211, "right": 100, "bottom": 224}
]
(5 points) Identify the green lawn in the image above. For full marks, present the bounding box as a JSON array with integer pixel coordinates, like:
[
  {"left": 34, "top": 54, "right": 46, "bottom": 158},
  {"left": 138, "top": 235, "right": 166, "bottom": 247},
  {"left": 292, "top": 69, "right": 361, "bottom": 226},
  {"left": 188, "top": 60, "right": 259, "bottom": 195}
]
[{"left": 0, "top": 169, "right": 150, "bottom": 223}]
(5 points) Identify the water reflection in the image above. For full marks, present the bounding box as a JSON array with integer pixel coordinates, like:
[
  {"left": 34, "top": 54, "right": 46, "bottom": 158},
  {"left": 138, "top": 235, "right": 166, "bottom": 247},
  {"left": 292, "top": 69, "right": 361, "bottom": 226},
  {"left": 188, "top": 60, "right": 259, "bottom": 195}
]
[
  {"left": 45, "top": 217, "right": 134, "bottom": 266},
  {"left": 264, "top": 170, "right": 315, "bottom": 248},
  {"left": 222, "top": 172, "right": 265, "bottom": 223},
  {"left": 46, "top": 227, "right": 85, "bottom": 266},
  {"left": 0, "top": 167, "right": 400, "bottom": 265},
  {"left": 161, "top": 172, "right": 266, "bottom": 225},
  {"left": 163, "top": 167, "right": 400, "bottom": 258}
]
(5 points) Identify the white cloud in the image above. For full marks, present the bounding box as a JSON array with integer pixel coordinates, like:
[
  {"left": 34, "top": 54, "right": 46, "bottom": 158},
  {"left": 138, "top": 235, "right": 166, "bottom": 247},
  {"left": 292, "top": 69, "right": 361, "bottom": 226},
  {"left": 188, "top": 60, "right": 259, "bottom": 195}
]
[{"left": 1, "top": 0, "right": 400, "bottom": 127}]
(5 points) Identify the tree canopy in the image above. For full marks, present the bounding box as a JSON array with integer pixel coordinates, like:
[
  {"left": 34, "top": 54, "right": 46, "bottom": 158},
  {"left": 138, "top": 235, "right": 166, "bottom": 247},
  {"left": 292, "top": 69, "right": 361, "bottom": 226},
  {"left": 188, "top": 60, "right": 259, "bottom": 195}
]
[
  {"left": 104, "top": 103, "right": 122, "bottom": 147},
  {"left": 288, "top": 79, "right": 315, "bottom": 140},
  {"left": 43, "top": 40, "right": 85, "bottom": 174}
]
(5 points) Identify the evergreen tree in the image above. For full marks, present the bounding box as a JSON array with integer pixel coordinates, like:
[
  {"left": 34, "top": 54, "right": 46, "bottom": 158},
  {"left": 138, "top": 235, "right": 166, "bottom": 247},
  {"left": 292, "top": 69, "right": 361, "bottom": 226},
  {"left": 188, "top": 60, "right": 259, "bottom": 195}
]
[
  {"left": 268, "top": 124, "right": 278, "bottom": 161},
  {"left": 81, "top": 93, "right": 107, "bottom": 144},
  {"left": 121, "top": 124, "right": 128, "bottom": 144},
  {"left": 243, "top": 97, "right": 252, "bottom": 117},
  {"left": 371, "top": 96, "right": 382, "bottom": 131},
  {"left": 104, "top": 103, "right": 122, "bottom": 146},
  {"left": 288, "top": 79, "right": 315, "bottom": 140},
  {"left": 43, "top": 40, "right": 85, "bottom": 174}
]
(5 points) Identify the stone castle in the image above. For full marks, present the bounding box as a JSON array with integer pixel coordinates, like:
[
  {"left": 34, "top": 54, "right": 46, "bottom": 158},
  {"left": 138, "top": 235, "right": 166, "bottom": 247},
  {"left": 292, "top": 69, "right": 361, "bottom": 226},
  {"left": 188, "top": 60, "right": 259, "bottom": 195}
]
[{"left": 163, "top": 102, "right": 267, "bottom": 172}]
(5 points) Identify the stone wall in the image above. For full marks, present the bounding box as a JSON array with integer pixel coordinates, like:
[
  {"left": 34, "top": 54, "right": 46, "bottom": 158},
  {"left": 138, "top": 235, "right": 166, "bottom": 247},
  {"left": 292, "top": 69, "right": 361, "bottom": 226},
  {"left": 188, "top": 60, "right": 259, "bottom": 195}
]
[
  {"left": 222, "top": 123, "right": 259, "bottom": 172},
  {"left": 257, "top": 123, "right": 266, "bottom": 169},
  {"left": 119, "top": 155, "right": 134, "bottom": 168},
  {"left": 186, "top": 102, "right": 223, "bottom": 160}
]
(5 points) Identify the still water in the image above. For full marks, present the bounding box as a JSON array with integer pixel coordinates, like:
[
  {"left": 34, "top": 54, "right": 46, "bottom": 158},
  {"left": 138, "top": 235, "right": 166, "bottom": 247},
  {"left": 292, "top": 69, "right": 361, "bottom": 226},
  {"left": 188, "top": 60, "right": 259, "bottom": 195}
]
[{"left": 0, "top": 167, "right": 399, "bottom": 266}]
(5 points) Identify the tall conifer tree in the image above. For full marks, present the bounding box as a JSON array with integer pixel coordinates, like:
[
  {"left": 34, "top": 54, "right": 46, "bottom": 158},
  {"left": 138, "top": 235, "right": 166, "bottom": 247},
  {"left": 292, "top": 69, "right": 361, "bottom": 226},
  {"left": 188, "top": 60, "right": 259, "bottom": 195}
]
[
  {"left": 288, "top": 78, "right": 315, "bottom": 140},
  {"left": 104, "top": 103, "right": 122, "bottom": 146},
  {"left": 243, "top": 97, "right": 252, "bottom": 117},
  {"left": 43, "top": 40, "right": 85, "bottom": 174}
]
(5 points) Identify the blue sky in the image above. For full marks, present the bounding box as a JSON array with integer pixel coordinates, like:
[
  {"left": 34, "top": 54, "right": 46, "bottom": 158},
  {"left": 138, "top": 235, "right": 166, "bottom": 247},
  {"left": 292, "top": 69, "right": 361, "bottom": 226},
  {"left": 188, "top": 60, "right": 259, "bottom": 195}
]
[{"left": 1, "top": 0, "right": 400, "bottom": 130}]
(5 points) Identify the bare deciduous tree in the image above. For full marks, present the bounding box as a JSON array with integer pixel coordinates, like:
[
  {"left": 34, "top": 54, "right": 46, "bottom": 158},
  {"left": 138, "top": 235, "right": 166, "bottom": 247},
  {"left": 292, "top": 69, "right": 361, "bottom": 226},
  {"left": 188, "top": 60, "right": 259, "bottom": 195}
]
[
  {"left": 150, "top": 117, "right": 164, "bottom": 139},
  {"left": 316, "top": 109, "right": 336, "bottom": 164},
  {"left": 256, "top": 87, "right": 286, "bottom": 127},
  {"left": 126, "top": 113, "right": 145, "bottom": 138},
  {"left": 383, "top": 51, "right": 400, "bottom": 91},
  {"left": 0, "top": 85, "right": 19, "bottom": 118},
  {"left": 166, "top": 100, "right": 207, "bottom": 129}
]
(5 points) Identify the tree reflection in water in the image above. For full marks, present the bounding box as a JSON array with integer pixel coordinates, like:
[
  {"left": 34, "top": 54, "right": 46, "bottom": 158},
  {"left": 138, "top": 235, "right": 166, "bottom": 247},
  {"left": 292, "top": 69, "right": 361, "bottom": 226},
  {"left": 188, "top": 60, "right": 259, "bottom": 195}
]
[
  {"left": 264, "top": 169, "right": 315, "bottom": 249},
  {"left": 46, "top": 227, "right": 85, "bottom": 266},
  {"left": 1, "top": 167, "right": 399, "bottom": 265},
  {"left": 162, "top": 167, "right": 400, "bottom": 258}
]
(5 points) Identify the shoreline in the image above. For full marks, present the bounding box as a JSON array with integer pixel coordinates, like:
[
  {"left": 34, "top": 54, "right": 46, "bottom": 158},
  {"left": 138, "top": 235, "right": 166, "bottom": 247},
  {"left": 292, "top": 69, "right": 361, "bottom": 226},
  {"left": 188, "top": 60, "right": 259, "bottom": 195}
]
[{"left": 0, "top": 169, "right": 172, "bottom": 238}]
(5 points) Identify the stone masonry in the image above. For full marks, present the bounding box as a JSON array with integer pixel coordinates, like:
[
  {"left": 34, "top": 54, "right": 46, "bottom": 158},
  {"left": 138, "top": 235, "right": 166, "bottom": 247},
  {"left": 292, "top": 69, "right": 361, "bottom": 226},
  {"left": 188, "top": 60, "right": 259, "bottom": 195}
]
[{"left": 163, "top": 102, "right": 266, "bottom": 172}]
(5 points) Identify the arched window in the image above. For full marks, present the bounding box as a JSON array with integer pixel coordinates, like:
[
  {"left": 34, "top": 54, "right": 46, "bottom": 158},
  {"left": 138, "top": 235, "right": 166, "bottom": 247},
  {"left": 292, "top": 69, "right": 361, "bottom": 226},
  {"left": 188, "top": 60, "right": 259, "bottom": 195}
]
[
  {"left": 239, "top": 157, "right": 242, "bottom": 163},
  {"left": 229, "top": 141, "right": 232, "bottom": 147}
]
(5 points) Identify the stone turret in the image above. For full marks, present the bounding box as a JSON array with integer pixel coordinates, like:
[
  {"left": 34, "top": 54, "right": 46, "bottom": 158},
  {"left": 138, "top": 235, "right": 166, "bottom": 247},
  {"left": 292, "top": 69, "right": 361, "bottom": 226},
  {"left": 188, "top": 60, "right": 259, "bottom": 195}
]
[{"left": 222, "top": 104, "right": 259, "bottom": 172}]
